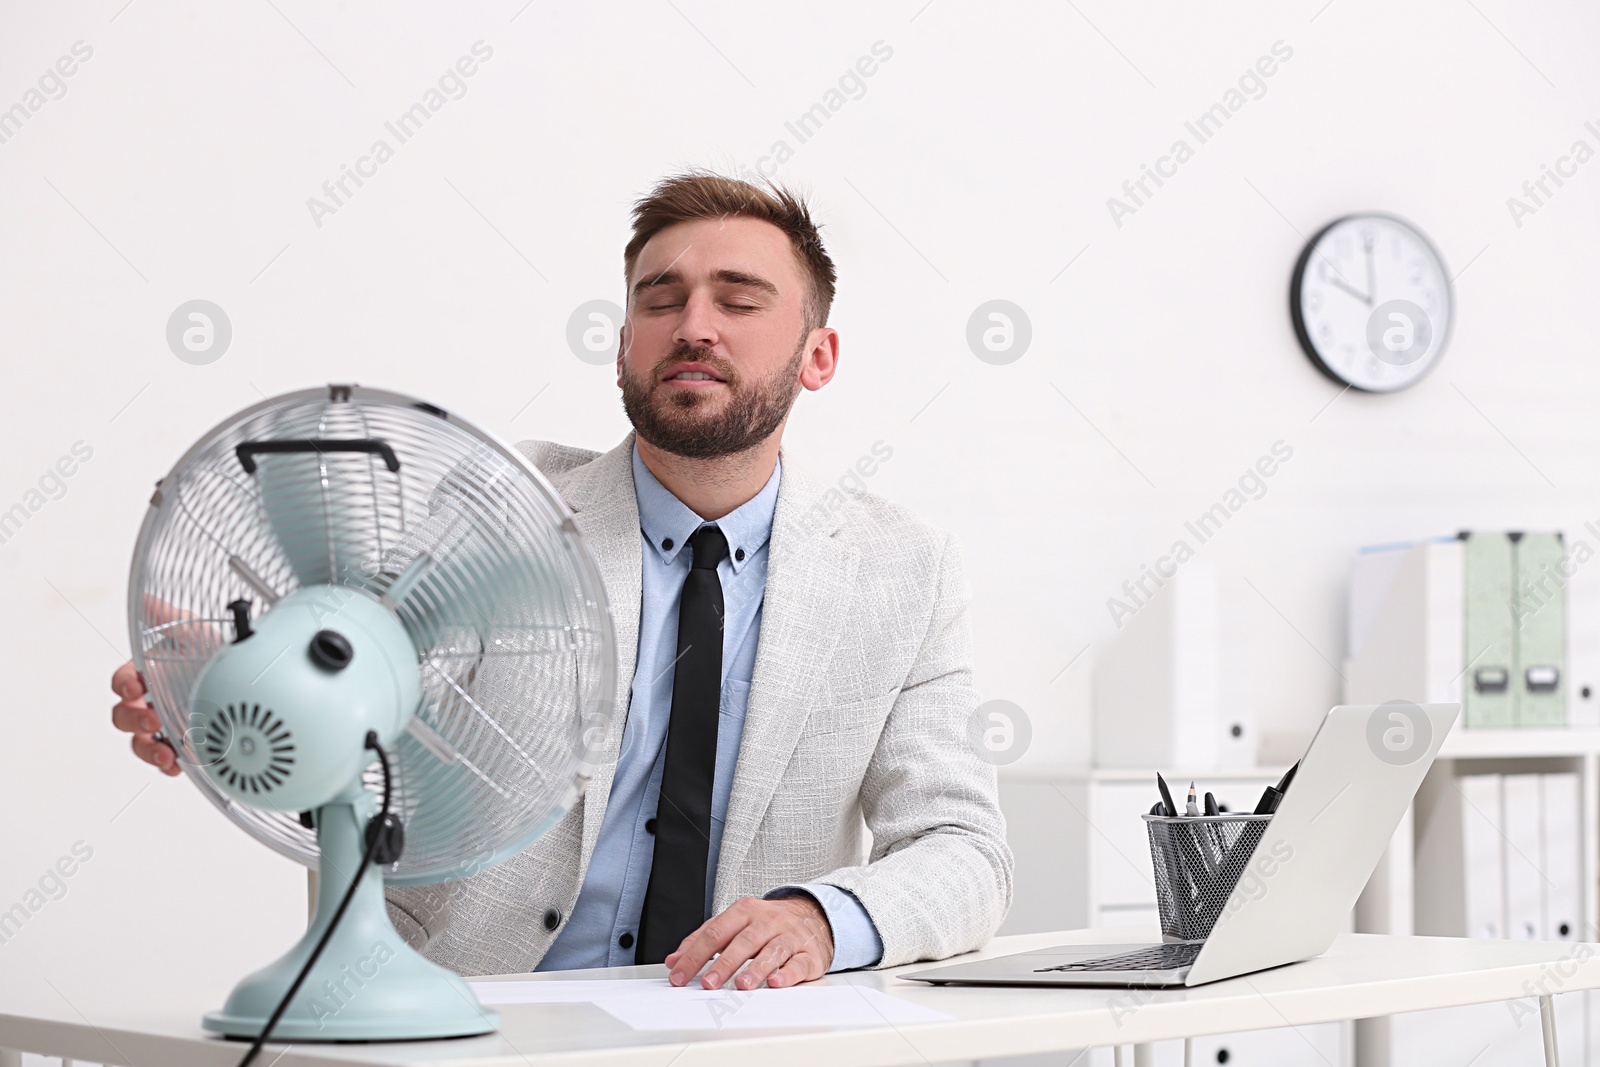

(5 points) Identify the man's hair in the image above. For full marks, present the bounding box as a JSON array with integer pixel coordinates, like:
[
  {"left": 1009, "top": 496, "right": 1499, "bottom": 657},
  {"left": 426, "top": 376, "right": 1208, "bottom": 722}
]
[{"left": 624, "top": 169, "right": 838, "bottom": 335}]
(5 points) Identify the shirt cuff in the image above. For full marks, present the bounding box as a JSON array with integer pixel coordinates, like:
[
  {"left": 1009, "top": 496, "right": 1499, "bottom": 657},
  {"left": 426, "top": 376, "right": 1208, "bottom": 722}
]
[{"left": 764, "top": 883, "right": 884, "bottom": 971}]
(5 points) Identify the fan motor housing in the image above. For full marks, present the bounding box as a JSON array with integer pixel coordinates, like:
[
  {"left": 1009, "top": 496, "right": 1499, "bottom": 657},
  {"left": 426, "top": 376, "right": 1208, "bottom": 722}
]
[{"left": 189, "top": 585, "right": 420, "bottom": 811}]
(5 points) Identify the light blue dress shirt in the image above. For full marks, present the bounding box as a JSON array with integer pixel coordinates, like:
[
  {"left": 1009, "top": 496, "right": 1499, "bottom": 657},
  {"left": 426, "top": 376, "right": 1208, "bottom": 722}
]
[{"left": 538, "top": 443, "right": 883, "bottom": 972}]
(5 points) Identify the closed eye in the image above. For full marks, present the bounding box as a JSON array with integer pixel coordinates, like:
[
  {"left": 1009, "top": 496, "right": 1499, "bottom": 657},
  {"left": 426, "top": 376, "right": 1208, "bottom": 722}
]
[{"left": 647, "top": 303, "right": 760, "bottom": 312}]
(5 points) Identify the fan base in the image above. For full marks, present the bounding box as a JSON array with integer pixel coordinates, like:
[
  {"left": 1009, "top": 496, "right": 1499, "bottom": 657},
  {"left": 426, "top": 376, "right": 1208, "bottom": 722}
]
[
  {"left": 201, "top": 940, "right": 499, "bottom": 1043},
  {"left": 204, "top": 998, "right": 496, "bottom": 1043},
  {"left": 203, "top": 798, "right": 498, "bottom": 1043}
]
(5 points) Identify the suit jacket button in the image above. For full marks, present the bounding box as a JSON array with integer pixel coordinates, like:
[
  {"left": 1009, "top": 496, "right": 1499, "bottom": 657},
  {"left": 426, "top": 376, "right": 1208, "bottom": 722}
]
[{"left": 542, "top": 907, "right": 561, "bottom": 931}]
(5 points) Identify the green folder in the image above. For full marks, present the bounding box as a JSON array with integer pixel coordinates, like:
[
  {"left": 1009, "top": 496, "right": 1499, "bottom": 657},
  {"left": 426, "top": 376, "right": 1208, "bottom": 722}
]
[
  {"left": 1514, "top": 531, "right": 1567, "bottom": 727},
  {"left": 1462, "top": 531, "right": 1516, "bottom": 728}
]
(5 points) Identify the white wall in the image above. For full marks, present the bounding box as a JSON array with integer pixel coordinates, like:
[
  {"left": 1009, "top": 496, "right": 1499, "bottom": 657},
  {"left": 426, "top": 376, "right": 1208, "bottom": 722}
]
[{"left": 2, "top": 0, "right": 1598, "bottom": 997}]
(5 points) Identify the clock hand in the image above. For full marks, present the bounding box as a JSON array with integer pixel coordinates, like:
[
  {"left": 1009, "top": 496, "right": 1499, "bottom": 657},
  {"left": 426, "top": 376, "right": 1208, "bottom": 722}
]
[
  {"left": 1317, "top": 254, "right": 1371, "bottom": 306},
  {"left": 1324, "top": 272, "right": 1371, "bottom": 306},
  {"left": 1363, "top": 235, "right": 1376, "bottom": 305}
]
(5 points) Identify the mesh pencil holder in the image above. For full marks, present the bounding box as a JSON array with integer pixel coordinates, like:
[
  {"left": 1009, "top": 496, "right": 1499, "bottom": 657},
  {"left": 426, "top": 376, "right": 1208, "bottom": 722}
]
[{"left": 1142, "top": 813, "right": 1272, "bottom": 942}]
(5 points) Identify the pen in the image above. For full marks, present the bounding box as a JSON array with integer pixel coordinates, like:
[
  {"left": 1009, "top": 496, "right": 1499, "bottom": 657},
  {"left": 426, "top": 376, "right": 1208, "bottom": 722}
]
[
  {"left": 1192, "top": 784, "right": 1227, "bottom": 875},
  {"left": 1200, "top": 791, "right": 1226, "bottom": 871},
  {"left": 1148, "top": 786, "right": 1192, "bottom": 911},
  {"left": 1156, "top": 773, "right": 1178, "bottom": 818},
  {"left": 1253, "top": 760, "right": 1301, "bottom": 815}
]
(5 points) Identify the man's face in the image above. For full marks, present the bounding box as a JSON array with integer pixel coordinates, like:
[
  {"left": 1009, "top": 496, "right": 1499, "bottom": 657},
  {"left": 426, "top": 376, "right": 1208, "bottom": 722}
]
[{"left": 618, "top": 216, "right": 831, "bottom": 460}]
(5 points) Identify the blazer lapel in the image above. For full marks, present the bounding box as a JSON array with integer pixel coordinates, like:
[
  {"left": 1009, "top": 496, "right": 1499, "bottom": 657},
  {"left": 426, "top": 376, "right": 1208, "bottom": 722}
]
[
  {"left": 715, "top": 454, "right": 859, "bottom": 891},
  {"left": 554, "top": 433, "right": 643, "bottom": 878}
]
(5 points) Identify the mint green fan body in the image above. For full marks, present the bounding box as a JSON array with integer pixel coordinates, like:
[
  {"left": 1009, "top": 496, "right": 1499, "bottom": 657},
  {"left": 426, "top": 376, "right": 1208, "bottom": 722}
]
[
  {"left": 204, "top": 794, "right": 498, "bottom": 1039},
  {"left": 128, "top": 385, "right": 616, "bottom": 1043}
]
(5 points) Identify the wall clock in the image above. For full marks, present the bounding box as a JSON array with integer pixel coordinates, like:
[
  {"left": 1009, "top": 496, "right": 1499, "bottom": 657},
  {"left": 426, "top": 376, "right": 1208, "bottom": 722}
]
[{"left": 1289, "top": 213, "right": 1453, "bottom": 393}]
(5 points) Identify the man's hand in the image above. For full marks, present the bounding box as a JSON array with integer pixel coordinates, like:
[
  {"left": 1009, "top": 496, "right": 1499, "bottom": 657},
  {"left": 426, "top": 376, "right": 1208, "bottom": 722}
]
[
  {"left": 663, "top": 894, "right": 834, "bottom": 990},
  {"left": 111, "top": 660, "right": 179, "bottom": 776}
]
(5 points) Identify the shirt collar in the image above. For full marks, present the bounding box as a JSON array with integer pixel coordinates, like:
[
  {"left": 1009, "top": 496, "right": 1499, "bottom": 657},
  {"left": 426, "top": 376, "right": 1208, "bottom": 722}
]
[{"left": 631, "top": 442, "right": 781, "bottom": 575}]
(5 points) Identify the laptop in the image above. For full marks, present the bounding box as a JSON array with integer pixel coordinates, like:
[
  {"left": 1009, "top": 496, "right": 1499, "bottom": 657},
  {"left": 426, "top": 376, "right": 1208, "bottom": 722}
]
[{"left": 901, "top": 702, "right": 1459, "bottom": 988}]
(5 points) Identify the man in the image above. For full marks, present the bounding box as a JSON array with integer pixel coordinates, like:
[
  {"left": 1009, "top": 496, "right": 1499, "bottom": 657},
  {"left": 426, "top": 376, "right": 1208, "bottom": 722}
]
[{"left": 110, "top": 170, "right": 1012, "bottom": 991}]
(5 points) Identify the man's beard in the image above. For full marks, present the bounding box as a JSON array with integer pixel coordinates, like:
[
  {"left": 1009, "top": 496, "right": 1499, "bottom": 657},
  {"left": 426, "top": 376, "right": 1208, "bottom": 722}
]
[{"left": 620, "top": 340, "right": 805, "bottom": 460}]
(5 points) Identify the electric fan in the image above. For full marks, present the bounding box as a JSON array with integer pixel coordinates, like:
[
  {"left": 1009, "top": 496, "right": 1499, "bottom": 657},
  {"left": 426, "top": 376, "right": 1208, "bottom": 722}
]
[{"left": 127, "top": 384, "right": 615, "bottom": 1050}]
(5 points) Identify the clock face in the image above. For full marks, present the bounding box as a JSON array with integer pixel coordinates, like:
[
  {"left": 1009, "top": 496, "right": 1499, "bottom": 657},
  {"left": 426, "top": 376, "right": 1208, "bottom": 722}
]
[{"left": 1290, "top": 214, "right": 1453, "bottom": 393}]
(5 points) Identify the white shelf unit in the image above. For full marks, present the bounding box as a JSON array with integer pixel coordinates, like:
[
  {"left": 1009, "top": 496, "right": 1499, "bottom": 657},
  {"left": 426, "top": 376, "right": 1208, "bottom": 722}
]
[
  {"left": 1353, "top": 744, "right": 1600, "bottom": 1067},
  {"left": 1345, "top": 536, "right": 1600, "bottom": 1065},
  {"left": 992, "top": 768, "right": 1354, "bottom": 1067},
  {"left": 1441, "top": 729, "right": 1600, "bottom": 759}
]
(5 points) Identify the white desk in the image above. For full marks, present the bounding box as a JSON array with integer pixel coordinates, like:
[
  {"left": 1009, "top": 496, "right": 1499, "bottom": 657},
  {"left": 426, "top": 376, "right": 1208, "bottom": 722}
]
[{"left": 4, "top": 927, "right": 1598, "bottom": 1067}]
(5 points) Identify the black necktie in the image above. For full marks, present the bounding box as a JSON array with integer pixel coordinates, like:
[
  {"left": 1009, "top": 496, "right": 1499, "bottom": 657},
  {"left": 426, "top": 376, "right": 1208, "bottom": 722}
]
[{"left": 636, "top": 523, "right": 728, "bottom": 964}]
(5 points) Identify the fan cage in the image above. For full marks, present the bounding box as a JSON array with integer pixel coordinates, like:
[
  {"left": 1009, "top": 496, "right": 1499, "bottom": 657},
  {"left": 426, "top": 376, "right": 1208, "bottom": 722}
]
[{"left": 128, "top": 385, "right": 615, "bottom": 886}]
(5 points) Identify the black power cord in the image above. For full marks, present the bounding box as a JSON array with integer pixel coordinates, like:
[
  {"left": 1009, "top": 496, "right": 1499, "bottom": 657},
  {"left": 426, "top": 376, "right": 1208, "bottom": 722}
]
[{"left": 237, "top": 731, "right": 393, "bottom": 1067}]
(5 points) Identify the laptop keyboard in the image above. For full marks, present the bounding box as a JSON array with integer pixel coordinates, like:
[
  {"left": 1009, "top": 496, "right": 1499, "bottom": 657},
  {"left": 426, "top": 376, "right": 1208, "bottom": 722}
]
[{"left": 1034, "top": 942, "right": 1204, "bottom": 973}]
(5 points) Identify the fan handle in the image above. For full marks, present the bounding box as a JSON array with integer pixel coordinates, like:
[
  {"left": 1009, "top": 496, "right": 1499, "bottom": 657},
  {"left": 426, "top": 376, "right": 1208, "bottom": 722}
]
[{"left": 235, "top": 438, "right": 401, "bottom": 475}]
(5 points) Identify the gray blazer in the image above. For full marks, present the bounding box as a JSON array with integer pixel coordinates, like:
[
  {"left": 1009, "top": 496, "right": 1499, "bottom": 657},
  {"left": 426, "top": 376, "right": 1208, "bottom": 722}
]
[{"left": 384, "top": 431, "right": 1012, "bottom": 975}]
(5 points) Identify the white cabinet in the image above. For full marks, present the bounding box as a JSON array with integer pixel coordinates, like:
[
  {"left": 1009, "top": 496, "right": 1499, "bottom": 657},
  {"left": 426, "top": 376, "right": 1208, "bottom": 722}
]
[
  {"left": 1356, "top": 749, "right": 1600, "bottom": 1066},
  {"left": 1077, "top": 1023, "right": 1346, "bottom": 1066}
]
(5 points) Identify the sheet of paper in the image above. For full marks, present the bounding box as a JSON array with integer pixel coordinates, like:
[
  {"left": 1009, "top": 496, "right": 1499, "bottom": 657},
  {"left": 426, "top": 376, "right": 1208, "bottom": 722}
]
[
  {"left": 467, "top": 978, "right": 953, "bottom": 1030},
  {"left": 469, "top": 978, "right": 678, "bottom": 1004}
]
